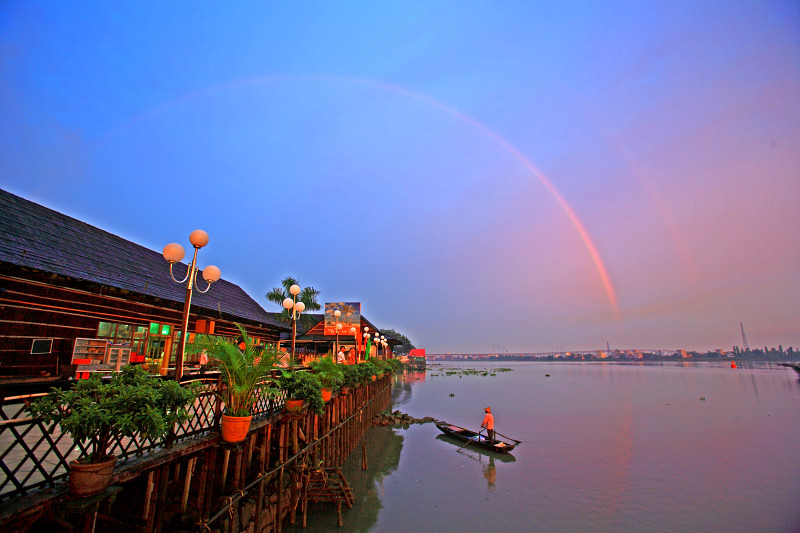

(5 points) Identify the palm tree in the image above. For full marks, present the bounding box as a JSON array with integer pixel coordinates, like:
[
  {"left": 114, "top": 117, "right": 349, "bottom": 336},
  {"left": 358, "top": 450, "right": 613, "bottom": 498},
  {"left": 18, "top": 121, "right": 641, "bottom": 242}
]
[{"left": 266, "top": 276, "right": 321, "bottom": 327}]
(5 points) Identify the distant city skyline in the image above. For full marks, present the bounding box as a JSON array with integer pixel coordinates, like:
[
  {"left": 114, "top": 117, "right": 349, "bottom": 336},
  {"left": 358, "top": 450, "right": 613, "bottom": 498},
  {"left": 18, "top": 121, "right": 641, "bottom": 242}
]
[{"left": 2, "top": 2, "right": 798, "bottom": 353}]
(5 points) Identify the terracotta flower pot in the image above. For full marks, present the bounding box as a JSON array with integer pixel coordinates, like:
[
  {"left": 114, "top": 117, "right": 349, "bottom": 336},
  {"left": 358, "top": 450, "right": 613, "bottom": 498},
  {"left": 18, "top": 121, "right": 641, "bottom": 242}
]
[
  {"left": 221, "top": 414, "right": 253, "bottom": 443},
  {"left": 371, "top": 375, "right": 377, "bottom": 382},
  {"left": 69, "top": 456, "right": 116, "bottom": 496},
  {"left": 321, "top": 388, "right": 333, "bottom": 402},
  {"left": 285, "top": 398, "right": 306, "bottom": 414}
]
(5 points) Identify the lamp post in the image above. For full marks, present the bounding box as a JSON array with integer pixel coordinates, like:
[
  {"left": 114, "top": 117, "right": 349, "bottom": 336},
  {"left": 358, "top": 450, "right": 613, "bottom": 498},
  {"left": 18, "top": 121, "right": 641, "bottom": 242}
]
[
  {"left": 333, "top": 309, "right": 342, "bottom": 363},
  {"left": 363, "top": 326, "right": 370, "bottom": 360},
  {"left": 162, "top": 229, "right": 221, "bottom": 379},
  {"left": 282, "top": 284, "right": 305, "bottom": 368}
]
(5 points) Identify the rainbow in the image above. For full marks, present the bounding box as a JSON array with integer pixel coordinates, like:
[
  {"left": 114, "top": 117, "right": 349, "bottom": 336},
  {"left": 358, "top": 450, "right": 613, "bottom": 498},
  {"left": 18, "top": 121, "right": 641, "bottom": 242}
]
[{"left": 100, "top": 74, "right": 619, "bottom": 314}]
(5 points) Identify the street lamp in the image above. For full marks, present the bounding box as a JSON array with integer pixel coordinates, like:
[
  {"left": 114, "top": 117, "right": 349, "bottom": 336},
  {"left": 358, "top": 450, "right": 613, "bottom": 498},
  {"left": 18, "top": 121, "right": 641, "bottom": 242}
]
[
  {"left": 334, "top": 309, "right": 342, "bottom": 363},
  {"left": 363, "top": 326, "right": 370, "bottom": 360},
  {"left": 162, "top": 229, "right": 221, "bottom": 379},
  {"left": 282, "top": 284, "right": 305, "bottom": 368}
]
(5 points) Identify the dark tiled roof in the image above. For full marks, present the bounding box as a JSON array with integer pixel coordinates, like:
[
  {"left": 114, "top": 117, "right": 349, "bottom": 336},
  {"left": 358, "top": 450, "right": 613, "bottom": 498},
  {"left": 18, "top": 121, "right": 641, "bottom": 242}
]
[{"left": 0, "top": 189, "right": 288, "bottom": 330}]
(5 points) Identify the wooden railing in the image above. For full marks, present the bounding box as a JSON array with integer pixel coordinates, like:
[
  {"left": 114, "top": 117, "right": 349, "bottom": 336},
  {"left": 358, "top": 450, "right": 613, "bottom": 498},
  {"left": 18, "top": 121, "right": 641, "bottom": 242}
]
[{"left": 0, "top": 374, "right": 286, "bottom": 501}]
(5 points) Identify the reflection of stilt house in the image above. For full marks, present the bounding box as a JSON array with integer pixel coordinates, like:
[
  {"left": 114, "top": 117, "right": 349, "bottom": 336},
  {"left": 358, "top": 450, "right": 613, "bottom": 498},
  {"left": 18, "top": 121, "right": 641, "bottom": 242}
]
[{"left": 0, "top": 189, "right": 289, "bottom": 379}]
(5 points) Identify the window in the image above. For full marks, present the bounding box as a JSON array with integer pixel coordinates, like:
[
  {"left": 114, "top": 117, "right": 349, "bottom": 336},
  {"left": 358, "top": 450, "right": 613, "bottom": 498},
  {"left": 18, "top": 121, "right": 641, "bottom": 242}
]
[
  {"left": 31, "top": 338, "right": 53, "bottom": 354},
  {"left": 98, "top": 321, "right": 114, "bottom": 337},
  {"left": 150, "top": 322, "right": 173, "bottom": 336}
]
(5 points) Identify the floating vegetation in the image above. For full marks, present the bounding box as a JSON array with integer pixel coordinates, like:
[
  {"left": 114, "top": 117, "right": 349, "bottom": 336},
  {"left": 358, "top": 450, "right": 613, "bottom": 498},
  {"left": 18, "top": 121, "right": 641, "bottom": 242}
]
[{"left": 427, "top": 367, "right": 515, "bottom": 378}]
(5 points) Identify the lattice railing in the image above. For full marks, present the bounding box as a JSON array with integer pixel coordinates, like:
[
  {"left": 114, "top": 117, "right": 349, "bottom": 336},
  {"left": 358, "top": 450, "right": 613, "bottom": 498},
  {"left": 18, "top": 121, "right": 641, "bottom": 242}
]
[{"left": 0, "top": 374, "right": 286, "bottom": 501}]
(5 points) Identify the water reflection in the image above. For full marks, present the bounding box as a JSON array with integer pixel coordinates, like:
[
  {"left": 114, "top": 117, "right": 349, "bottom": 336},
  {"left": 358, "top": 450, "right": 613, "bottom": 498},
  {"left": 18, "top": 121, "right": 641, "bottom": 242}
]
[
  {"left": 285, "top": 425, "right": 404, "bottom": 533},
  {"left": 483, "top": 456, "right": 496, "bottom": 490},
  {"left": 391, "top": 369, "right": 426, "bottom": 408}
]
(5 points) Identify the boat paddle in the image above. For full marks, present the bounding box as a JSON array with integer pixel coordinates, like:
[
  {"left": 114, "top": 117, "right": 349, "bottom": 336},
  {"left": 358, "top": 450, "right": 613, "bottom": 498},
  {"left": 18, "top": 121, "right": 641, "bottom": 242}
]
[
  {"left": 457, "top": 429, "right": 484, "bottom": 451},
  {"left": 493, "top": 430, "right": 522, "bottom": 444}
]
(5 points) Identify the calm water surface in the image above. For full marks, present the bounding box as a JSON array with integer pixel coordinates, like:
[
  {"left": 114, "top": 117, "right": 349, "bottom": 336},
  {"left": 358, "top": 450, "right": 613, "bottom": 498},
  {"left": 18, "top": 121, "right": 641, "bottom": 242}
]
[{"left": 290, "top": 361, "right": 800, "bottom": 532}]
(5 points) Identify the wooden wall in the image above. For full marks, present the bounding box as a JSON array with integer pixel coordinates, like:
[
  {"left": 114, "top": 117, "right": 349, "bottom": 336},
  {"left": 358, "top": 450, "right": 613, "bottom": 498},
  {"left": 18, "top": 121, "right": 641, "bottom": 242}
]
[{"left": 0, "top": 268, "right": 282, "bottom": 377}]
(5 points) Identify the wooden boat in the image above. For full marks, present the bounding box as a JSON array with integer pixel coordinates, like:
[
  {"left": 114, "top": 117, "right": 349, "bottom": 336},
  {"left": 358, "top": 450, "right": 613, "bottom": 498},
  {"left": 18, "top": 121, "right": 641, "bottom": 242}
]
[{"left": 435, "top": 421, "right": 517, "bottom": 453}]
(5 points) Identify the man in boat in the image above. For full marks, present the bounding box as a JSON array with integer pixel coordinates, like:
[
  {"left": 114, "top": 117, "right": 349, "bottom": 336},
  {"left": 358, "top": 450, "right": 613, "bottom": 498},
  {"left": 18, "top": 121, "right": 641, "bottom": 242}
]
[{"left": 481, "top": 407, "right": 495, "bottom": 445}]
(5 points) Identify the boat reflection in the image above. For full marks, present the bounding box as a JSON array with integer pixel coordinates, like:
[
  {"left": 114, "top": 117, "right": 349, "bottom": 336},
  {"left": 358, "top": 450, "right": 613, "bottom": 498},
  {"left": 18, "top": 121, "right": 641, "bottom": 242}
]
[
  {"left": 435, "top": 434, "right": 516, "bottom": 463},
  {"left": 483, "top": 456, "right": 497, "bottom": 490}
]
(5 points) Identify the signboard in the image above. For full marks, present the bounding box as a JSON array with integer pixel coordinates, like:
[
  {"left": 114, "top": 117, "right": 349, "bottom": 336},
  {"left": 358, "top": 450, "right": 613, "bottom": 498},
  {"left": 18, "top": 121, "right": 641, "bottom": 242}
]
[{"left": 324, "top": 302, "right": 361, "bottom": 336}]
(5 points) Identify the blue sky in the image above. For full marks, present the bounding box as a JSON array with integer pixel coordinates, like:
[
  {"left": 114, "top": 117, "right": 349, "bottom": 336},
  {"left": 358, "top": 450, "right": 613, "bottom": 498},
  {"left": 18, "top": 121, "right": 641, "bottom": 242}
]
[{"left": 2, "top": 1, "right": 799, "bottom": 353}]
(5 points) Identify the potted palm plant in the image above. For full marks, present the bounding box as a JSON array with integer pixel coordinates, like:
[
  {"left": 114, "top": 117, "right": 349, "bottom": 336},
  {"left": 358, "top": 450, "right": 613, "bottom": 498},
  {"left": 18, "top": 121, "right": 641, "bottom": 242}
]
[
  {"left": 277, "top": 370, "right": 324, "bottom": 415},
  {"left": 187, "top": 323, "right": 280, "bottom": 443},
  {"left": 309, "top": 355, "right": 344, "bottom": 402},
  {"left": 29, "top": 365, "right": 198, "bottom": 496}
]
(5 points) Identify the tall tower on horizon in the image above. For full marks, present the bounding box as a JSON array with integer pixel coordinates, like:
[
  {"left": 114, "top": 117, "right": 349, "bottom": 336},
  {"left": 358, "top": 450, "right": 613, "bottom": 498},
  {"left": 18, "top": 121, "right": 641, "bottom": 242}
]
[{"left": 740, "top": 322, "right": 750, "bottom": 351}]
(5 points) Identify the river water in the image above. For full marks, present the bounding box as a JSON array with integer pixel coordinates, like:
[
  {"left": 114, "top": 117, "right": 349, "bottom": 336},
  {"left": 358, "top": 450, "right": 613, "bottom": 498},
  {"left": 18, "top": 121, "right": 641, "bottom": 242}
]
[{"left": 289, "top": 361, "right": 800, "bottom": 532}]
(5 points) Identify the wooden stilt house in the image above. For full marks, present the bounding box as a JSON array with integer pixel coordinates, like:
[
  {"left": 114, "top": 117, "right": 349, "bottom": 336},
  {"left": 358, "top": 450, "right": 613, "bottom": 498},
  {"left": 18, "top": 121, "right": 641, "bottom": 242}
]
[{"left": 0, "top": 188, "right": 289, "bottom": 379}]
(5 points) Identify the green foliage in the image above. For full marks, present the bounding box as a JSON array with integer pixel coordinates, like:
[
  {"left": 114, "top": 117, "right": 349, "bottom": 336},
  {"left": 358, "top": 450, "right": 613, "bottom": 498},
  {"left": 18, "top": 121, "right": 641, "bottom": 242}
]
[
  {"left": 308, "top": 355, "right": 344, "bottom": 389},
  {"left": 361, "top": 360, "right": 382, "bottom": 378},
  {"left": 277, "top": 370, "right": 324, "bottom": 415},
  {"left": 380, "top": 328, "right": 416, "bottom": 354},
  {"left": 384, "top": 358, "right": 403, "bottom": 373},
  {"left": 341, "top": 365, "right": 363, "bottom": 388},
  {"left": 187, "top": 323, "right": 280, "bottom": 417},
  {"left": 29, "top": 365, "right": 198, "bottom": 463}
]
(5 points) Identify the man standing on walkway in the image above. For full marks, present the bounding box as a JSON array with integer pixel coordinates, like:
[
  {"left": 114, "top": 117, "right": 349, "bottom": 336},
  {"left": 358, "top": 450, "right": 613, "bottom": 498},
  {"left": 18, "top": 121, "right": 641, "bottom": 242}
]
[{"left": 481, "top": 407, "right": 495, "bottom": 444}]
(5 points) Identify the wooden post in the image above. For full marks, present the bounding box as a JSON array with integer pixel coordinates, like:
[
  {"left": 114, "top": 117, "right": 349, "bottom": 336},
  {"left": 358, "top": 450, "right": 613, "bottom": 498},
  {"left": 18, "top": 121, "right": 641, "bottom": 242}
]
[
  {"left": 201, "top": 447, "right": 218, "bottom": 520},
  {"left": 220, "top": 449, "right": 231, "bottom": 492},
  {"left": 233, "top": 446, "right": 243, "bottom": 491},
  {"left": 254, "top": 472, "right": 265, "bottom": 533},
  {"left": 266, "top": 423, "right": 273, "bottom": 471},
  {"left": 259, "top": 424, "right": 269, "bottom": 473},
  {"left": 142, "top": 470, "right": 155, "bottom": 522},
  {"left": 180, "top": 457, "right": 196, "bottom": 514},
  {"left": 155, "top": 465, "right": 170, "bottom": 533},
  {"left": 275, "top": 466, "right": 284, "bottom": 533},
  {"left": 362, "top": 442, "right": 367, "bottom": 470},
  {"left": 279, "top": 421, "right": 287, "bottom": 464}
]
